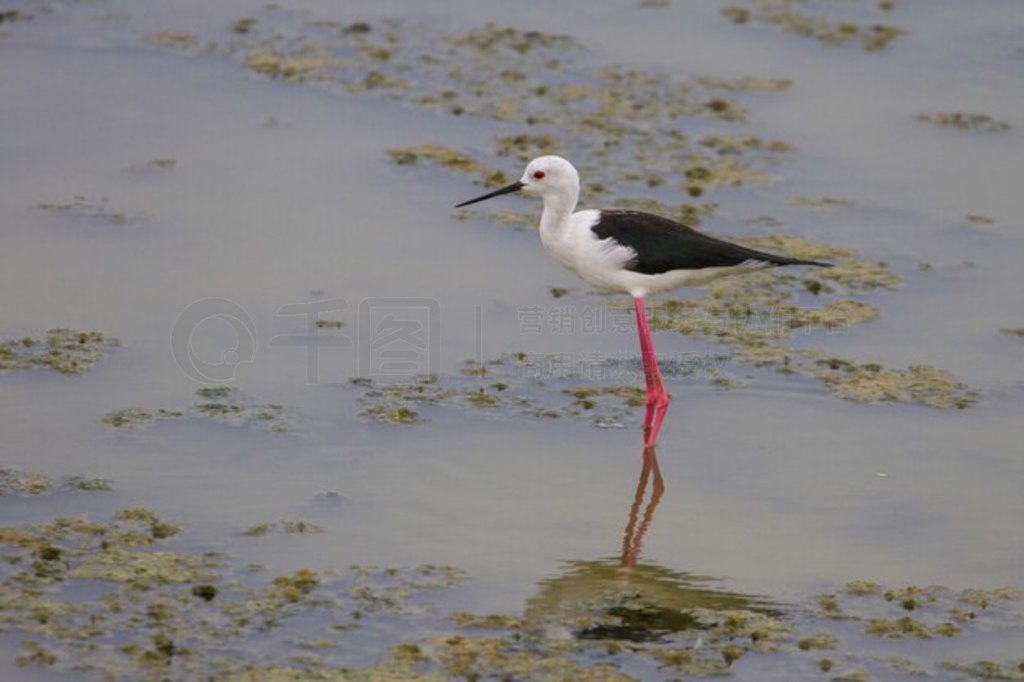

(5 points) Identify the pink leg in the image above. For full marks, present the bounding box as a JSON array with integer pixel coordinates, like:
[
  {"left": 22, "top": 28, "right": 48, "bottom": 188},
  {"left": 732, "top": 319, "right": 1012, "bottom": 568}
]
[{"left": 634, "top": 297, "right": 670, "bottom": 446}]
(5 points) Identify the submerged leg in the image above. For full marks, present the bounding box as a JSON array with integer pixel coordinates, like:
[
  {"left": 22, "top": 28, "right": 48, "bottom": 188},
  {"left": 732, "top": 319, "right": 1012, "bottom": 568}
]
[{"left": 634, "top": 296, "right": 670, "bottom": 446}]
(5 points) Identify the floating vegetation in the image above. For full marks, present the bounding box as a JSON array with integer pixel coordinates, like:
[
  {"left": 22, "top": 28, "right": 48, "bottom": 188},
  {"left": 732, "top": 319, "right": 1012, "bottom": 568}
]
[
  {"left": 102, "top": 407, "right": 154, "bottom": 428},
  {"left": 816, "top": 362, "right": 977, "bottom": 409},
  {"left": 0, "top": 467, "right": 52, "bottom": 496},
  {"left": 245, "top": 41, "right": 353, "bottom": 83},
  {"left": 147, "top": 29, "right": 200, "bottom": 49},
  {"left": 694, "top": 75, "right": 792, "bottom": 91},
  {"left": 915, "top": 112, "right": 1012, "bottom": 132},
  {"left": 942, "top": 660, "right": 1024, "bottom": 680},
  {"left": 129, "top": 157, "right": 177, "bottom": 172},
  {"left": 1, "top": 492, "right": 1022, "bottom": 680},
  {"left": 0, "top": 328, "right": 119, "bottom": 375},
  {"left": 721, "top": 0, "right": 906, "bottom": 51},
  {"left": 0, "top": 510, "right": 469, "bottom": 679},
  {"left": 0, "top": 467, "right": 113, "bottom": 496},
  {"left": 388, "top": 144, "right": 510, "bottom": 188},
  {"left": 785, "top": 196, "right": 859, "bottom": 212},
  {"left": 144, "top": 10, "right": 798, "bottom": 218},
  {"left": 242, "top": 519, "right": 325, "bottom": 536},
  {"left": 355, "top": 354, "right": 727, "bottom": 427},
  {"left": 637, "top": 234, "right": 978, "bottom": 408},
  {"left": 37, "top": 194, "right": 142, "bottom": 226},
  {"left": 103, "top": 387, "right": 292, "bottom": 433}
]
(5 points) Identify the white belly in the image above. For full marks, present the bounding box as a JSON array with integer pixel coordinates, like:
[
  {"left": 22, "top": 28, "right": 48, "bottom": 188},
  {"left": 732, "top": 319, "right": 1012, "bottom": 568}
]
[{"left": 540, "top": 209, "right": 769, "bottom": 298}]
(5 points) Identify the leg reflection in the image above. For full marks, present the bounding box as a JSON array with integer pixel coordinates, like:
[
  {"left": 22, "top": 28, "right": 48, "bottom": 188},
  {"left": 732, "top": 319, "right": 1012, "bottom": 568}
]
[{"left": 620, "top": 445, "right": 665, "bottom": 577}]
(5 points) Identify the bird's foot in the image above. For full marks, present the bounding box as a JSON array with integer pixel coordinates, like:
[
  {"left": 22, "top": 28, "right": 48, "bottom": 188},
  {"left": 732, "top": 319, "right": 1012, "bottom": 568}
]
[{"left": 642, "top": 391, "right": 671, "bottom": 446}]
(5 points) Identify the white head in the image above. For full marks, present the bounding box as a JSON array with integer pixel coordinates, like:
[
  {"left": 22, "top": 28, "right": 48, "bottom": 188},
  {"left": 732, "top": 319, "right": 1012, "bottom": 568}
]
[
  {"left": 455, "top": 155, "right": 580, "bottom": 210},
  {"left": 519, "top": 155, "right": 580, "bottom": 201}
]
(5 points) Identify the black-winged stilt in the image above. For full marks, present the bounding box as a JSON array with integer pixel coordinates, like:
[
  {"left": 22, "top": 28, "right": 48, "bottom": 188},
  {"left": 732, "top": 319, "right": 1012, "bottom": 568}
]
[{"left": 456, "top": 155, "right": 832, "bottom": 446}]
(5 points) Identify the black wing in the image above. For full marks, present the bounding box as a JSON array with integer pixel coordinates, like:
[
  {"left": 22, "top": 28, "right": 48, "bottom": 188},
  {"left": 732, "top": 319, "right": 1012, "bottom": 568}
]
[{"left": 591, "top": 210, "right": 831, "bottom": 275}]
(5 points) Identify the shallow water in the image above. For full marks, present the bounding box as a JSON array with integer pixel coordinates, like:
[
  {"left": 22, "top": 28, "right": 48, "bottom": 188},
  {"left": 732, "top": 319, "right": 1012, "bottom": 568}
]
[{"left": 1, "top": 0, "right": 1023, "bottom": 678}]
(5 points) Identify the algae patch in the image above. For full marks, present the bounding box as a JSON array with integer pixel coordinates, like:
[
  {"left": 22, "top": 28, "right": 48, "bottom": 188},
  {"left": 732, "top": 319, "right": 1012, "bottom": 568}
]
[
  {"left": 0, "top": 510, "right": 469, "bottom": 679},
  {"left": 815, "top": 362, "right": 976, "bottom": 409},
  {"left": 129, "top": 157, "right": 177, "bottom": 172},
  {"left": 354, "top": 354, "right": 725, "bottom": 428},
  {"left": 37, "top": 195, "right": 143, "bottom": 225},
  {"left": 0, "top": 467, "right": 113, "bottom": 496},
  {"left": 0, "top": 328, "right": 119, "bottom": 375},
  {"left": 644, "top": 236, "right": 977, "bottom": 408},
  {"left": 915, "top": 112, "right": 1012, "bottom": 132},
  {"left": 722, "top": 0, "right": 906, "bottom": 51},
  {"left": 242, "top": 519, "right": 325, "bottom": 536},
  {"left": 1, "top": 504, "right": 1022, "bottom": 680},
  {"left": 104, "top": 387, "right": 292, "bottom": 433},
  {"left": 148, "top": 10, "right": 796, "bottom": 220}
]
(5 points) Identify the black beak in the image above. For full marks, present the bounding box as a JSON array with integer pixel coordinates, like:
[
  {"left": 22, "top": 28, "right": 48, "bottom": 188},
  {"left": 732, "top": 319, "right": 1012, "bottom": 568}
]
[{"left": 454, "top": 180, "right": 525, "bottom": 208}]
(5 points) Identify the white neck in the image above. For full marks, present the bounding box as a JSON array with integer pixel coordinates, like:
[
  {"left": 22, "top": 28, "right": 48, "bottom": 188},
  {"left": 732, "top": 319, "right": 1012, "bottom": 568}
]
[{"left": 538, "top": 187, "right": 579, "bottom": 235}]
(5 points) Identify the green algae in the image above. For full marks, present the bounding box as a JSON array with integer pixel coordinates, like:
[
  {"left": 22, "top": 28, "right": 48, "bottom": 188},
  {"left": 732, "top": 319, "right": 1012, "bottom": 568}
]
[
  {"left": 722, "top": 0, "right": 906, "bottom": 51},
  {"left": 809, "top": 581, "right": 1024, "bottom": 666},
  {"left": 0, "top": 467, "right": 52, "bottom": 495},
  {"left": 817, "top": 363, "right": 977, "bottom": 409},
  {"left": 564, "top": 385, "right": 646, "bottom": 409},
  {"left": 695, "top": 75, "right": 793, "bottom": 91},
  {"left": 845, "top": 580, "right": 883, "bottom": 596},
  {"left": 104, "top": 387, "right": 292, "bottom": 433},
  {"left": 0, "top": 328, "right": 119, "bottom": 375},
  {"left": 242, "top": 519, "right": 325, "bottom": 536},
  {"left": 38, "top": 194, "right": 142, "bottom": 225},
  {"left": 361, "top": 404, "right": 423, "bottom": 424},
  {"left": 148, "top": 9, "right": 798, "bottom": 221},
  {"left": 448, "top": 611, "right": 523, "bottom": 629},
  {"left": 115, "top": 507, "right": 184, "bottom": 540},
  {"left": 915, "top": 112, "right": 1012, "bottom": 132},
  {"left": 102, "top": 407, "right": 154, "bottom": 428},
  {"left": 129, "top": 157, "right": 177, "bottom": 172},
  {"left": 942, "top": 660, "right": 1024, "bottom": 680},
  {"left": 798, "top": 632, "right": 837, "bottom": 650},
  {"left": 388, "top": 144, "right": 510, "bottom": 188},
  {"left": 233, "top": 17, "right": 257, "bottom": 35},
  {"left": 245, "top": 41, "right": 351, "bottom": 82},
  {"left": 638, "top": 234, "right": 978, "bottom": 408},
  {"left": 147, "top": 29, "right": 201, "bottom": 49},
  {"left": 1, "top": 505, "right": 1022, "bottom": 681},
  {"left": 354, "top": 357, "right": 686, "bottom": 428},
  {"left": 0, "top": 467, "right": 113, "bottom": 496},
  {"left": 0, "top": 509, "right": 472, "bottom": 680},
  {"left": 786, "top": 196, "right": 858, "bottom": 212}
]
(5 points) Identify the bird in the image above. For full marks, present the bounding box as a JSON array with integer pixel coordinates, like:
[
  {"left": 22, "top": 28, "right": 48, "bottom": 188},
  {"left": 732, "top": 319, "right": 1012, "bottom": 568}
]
[{"left": 455, "top": 155, "right": 831, "bottom": 446}]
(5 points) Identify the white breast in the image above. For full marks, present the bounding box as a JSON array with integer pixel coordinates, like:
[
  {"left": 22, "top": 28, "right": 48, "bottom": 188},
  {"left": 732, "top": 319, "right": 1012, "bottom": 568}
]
[
  {"left": 540, "top": 209, "right": 638, "bottom": 289},
  {"left": 538, "top": 209, "right": 773, "bottom": 298}
]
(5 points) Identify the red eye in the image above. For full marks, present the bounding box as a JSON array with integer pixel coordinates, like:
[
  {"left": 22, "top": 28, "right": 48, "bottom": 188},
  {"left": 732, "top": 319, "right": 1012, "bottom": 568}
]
[{"left": 533, "top": 170, "right": 546, "bottom": 180}]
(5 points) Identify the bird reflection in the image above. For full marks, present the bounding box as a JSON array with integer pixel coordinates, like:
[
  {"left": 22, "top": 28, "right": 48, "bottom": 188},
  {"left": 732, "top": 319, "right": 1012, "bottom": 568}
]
[
  {"left": 619, "top": 445, "right": 664, "bottom": 575},
  {"left": 523, "top": 444, "right": 776, "bottom": 642}
]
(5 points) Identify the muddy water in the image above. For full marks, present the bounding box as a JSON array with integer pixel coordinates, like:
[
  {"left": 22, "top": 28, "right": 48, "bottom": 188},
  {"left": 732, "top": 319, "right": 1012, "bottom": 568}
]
[{"left": 1, "top": 0, "right": 1023, "bottom": 679}]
